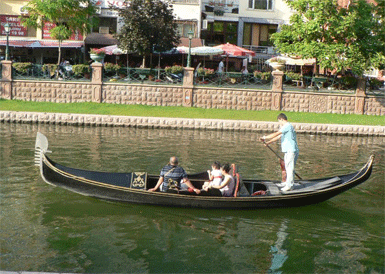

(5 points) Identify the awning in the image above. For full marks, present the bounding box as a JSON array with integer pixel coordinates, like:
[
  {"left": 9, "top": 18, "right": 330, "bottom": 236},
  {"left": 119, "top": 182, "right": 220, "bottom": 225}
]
[
  {"left": 0, "top": 39, "right": 84, "bottom": 48},
  {"left": 84, "top": 33, "right": 118, "bottom": 45},
  {"left": 281, "top": 56, "right": 316, "bottom": 66}
]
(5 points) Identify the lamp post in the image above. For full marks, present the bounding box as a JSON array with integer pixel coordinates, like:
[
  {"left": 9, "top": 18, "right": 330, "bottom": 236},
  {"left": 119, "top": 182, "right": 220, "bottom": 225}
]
[
  {"left": 187, "top": 30, "right": 194, "bottom": 67},
  {"left": 4, "top": 23, "right": 10, "bottom": 61}
]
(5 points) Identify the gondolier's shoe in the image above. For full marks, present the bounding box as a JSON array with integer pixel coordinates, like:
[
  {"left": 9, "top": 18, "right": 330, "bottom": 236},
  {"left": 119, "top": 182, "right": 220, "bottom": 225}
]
[
  {"left": 277, "top": 182, "right": 286, "bottom": 187},
  {"left": 281, "top": 185, "right": 293, "bottom": 192}
]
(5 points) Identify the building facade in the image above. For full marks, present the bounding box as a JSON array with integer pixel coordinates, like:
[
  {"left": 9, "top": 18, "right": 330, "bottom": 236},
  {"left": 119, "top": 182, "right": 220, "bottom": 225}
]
[{"left": 0, "top": 0, "right": 294, "bottom": 63}]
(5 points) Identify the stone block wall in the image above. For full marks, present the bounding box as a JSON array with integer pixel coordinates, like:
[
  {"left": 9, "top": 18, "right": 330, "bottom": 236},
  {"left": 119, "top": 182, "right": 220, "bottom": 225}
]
[
  {"left": 364, "top": 96, "right": 385, "bottom": 116},
  {"left": 193, "top": 88, "right": 273, "bottom": 110},
  {"left": 103, "top": 84, "right": 184, "bottom": 106},
  {"left": 11, "top": 81, "right": 93, "bottom": 103},
  {"left": 281, "top": 93, "right": 357, "bottom": 114}
]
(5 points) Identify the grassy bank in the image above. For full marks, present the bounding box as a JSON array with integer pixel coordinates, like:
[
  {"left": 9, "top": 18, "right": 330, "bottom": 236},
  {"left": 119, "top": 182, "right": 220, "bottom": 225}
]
[{"left": 0, "top": 99, "right": 383, "bottom": 126}]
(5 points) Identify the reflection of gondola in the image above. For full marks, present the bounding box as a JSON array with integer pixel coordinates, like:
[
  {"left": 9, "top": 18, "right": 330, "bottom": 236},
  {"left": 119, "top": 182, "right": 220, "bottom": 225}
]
[{"left": 35, "top": 132, "right": 373, "bottom": 209}]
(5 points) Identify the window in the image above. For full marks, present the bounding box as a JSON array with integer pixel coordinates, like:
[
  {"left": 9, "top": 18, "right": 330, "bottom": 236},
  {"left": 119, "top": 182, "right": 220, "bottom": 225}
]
[
  {"left": 201, "top": 21, "right": 238, "bottom": 46},
  {"left": 176, "top": 22, "right": 196, "bottom": 38},
  {"left": 248, "top": 0, "right": 273, "bottom": 10}
]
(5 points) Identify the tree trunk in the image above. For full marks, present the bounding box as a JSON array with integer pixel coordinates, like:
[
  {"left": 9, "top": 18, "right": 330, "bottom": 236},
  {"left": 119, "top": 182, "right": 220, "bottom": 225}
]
[
  {"left": 57, "top": 40, "right": 62, "bottom": 66},
  {"left": 56, "top": 40, "right": 62, "bottom": 79},
  {"left": 142, "top": 56, "right": 146, "bottom": 68}
]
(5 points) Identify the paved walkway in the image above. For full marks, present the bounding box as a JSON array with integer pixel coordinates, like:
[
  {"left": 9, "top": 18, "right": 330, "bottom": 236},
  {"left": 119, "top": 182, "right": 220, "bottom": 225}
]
[{"left": 1, "top": 110, "right": 384, "bottom": 136}]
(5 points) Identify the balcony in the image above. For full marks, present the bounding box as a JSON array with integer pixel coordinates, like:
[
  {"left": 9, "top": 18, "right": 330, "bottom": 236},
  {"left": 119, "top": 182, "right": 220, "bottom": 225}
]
[
  {"left": 170, "top": 0, "right": 199, "bottom": 4},
  {"left": 203, "top": 0, "right": 239, "bottom": 15},
  {"left": 242, "top": 45, "right": 277, "bottom": 56}
]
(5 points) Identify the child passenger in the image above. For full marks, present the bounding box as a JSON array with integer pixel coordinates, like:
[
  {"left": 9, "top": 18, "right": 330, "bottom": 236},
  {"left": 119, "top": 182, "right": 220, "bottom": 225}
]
[
  {"left": 202, "top": 161, "right": 222, "bottom": 189},
  {"left": 203, "top": 163, "right": 235, "bottom": 197}
]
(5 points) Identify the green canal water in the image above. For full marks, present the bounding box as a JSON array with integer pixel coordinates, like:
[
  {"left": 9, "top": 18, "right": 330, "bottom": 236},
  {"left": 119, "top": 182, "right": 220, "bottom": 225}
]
[{"left": 1, "top": 123, "right": 384, "bottom": 273}]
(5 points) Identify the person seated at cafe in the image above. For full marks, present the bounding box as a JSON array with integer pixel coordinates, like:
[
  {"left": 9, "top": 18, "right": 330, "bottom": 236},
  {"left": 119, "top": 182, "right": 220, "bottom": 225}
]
[
  {"left": 148, "top": 156, "right": 201, "bottom": 194},
  {"left": 203, "top": 163, "right": 234, "bottom": 197},
  {"left": 241, "top": 66, "right": 248, "bottom": 75}
]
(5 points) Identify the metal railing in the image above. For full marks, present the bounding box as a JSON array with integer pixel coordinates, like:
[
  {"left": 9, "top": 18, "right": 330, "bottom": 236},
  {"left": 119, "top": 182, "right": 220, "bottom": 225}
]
[
  {"left": 365, "top": 77, "right": 385, "bottom": 96},
  {"left": 283, "top": 74, "right": 357, "bottom": 94},
  {"left": 171, "top": 0, "right": 199, "bottom": 4},
  {"left": 12, "top": 64, "right": 92, "bottom": 82},
  {"left": 242, "top": 45, "right": 277, "bottom": 55},
  {"left": 103, "top": 67, "right": 184, "bottom": 86},
  {"left": 202, "top": 1, "right": 239, "bottom": 14},
  {"left": 194, "top": 71, "right": 272, "bottom": 90}
]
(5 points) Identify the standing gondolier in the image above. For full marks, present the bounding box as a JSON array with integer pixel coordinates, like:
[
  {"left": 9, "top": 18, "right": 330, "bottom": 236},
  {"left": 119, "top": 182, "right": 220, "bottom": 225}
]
[{"left": 260, "top": 113, "right": 299, "bottom": 192}]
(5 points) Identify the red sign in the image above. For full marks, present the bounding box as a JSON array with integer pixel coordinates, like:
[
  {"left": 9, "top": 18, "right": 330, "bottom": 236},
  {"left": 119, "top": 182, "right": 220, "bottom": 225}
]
[
  {"left": 0, "top": 15, "right": 27, "bottom": 36},
  {"left": 42, "top": 22, "right": 83, "bottom": 40}
]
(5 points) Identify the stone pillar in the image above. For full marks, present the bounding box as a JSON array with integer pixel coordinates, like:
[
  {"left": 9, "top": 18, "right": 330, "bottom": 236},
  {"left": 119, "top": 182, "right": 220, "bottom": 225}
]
[
  {"left": 271, "top": 70, "right": 284, "bottom": 110},
  {"left": 91, "top": 62, "right": 103, "bottom": 103},
  {"left": 354, "top": 78, "right": 366, "bottom": 115},
  {"left": 182, "top": 67, "right": 194, "bottom": 107},
  {"left": 1, "top": 60, "right": 13, "bottom": 100}
]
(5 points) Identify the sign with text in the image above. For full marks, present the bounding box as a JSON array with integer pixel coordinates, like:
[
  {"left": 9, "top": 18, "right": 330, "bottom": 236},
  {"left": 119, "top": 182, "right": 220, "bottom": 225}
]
[
  {"left": 42, "top": 22, "right": 83, "bottom": 40},
  {"left": 0, "top": 15, "right": 27, "bottom": 36},
  {"left": 93, "top": 0, "right": 127, "bottom": 9}
]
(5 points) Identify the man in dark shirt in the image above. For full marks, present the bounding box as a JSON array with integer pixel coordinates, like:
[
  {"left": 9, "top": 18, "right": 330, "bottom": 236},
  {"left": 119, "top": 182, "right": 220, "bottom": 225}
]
[{"left": 148, "top": 156, "right": 200, "bottom": 194}]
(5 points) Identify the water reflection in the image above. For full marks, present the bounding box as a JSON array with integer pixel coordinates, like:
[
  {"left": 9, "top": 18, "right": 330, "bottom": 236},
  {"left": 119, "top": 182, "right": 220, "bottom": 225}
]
[
  {"left": 269, "top": 220, "right": 289, "bottom": 273},
  {"left": 1, "top": 123, "right": 384, "bottom": 273}
]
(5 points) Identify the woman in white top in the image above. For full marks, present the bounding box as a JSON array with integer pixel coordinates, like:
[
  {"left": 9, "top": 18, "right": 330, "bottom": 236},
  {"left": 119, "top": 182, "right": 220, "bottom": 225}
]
[{"left": 205, "top": 163, "right": 235, "bottom": 197}]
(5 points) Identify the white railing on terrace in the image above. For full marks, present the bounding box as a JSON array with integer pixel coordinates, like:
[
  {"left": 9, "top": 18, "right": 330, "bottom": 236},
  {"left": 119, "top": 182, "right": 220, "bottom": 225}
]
[
  {"left": 242, "top": 45, "right": 277, "bottom": 55},
  {"left": 203, "top": 2, "right": 239, "bottom": 14},
  {"left": 364, "top": 68, "right": 379, "bottom": 78},
  {"left": 171, "top": 0, "right": 199, "bottom": 4}
]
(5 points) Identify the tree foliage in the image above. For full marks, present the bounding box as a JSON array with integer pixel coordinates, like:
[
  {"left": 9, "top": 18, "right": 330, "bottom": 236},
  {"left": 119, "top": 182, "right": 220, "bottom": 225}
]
[
  {"left": 115, "top": 0, "right": 180, "bottom": 67},
  {"left": 20, "top": 0, "right": 98, "bottom": 64},
  {"left": 271, "top": 0, "right": 385, "bottom": 76}
]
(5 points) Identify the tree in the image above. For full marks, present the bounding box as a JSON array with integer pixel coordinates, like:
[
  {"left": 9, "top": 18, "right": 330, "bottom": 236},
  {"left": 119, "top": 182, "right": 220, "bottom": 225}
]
[
  {"left": 20, "top": 0, "right": 98, "bottom": 65},
  {"left": 115, "top": 0, "right": 180, "bottom": 68},
  {"left": 271, "top": 0, "right": 385, "bottom": 77}
]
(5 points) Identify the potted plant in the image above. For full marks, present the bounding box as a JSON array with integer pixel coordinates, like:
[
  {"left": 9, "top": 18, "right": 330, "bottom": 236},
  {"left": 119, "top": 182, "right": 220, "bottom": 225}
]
[
  {"left": 42, "top": 64, "right": 58, "bottom": 78},
  {"left": 72, "top": 64, "right": 91, "bottom": 78},
  {"left": 89, "top": 48, "right": 106, "bottom": 63},
  {"left": 12, "top": 62, "right": 32, "bottom": 74},
  {"left": 171, "top": 65, "right": 183, "bottom": 74},
  {"left": 104, "top": 62, "right": 121, "bottom": 73},
  {"left": 268, "top": 57, "right": 286, "bottom": 71},
  {"left": 204, "top": 68, "right": 215, "bottom": 76}
]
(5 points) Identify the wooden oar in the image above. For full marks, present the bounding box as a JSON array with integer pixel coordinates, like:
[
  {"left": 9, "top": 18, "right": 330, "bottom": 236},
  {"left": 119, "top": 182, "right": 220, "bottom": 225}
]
[{"left": 263, "top": 142, "right": 303, "bottom": 180}]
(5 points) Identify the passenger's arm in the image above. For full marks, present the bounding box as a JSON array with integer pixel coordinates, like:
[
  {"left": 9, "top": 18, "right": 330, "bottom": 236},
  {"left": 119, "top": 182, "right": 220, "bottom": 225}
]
[
  {"left": 183, "top": 178, "right": 201, "bottom": 194},
  {"left": 211, "top": 176, "right": 230, "bottom": 190},
  {"left": 148, "top": 177, "right": 164, "bottom": 192}
]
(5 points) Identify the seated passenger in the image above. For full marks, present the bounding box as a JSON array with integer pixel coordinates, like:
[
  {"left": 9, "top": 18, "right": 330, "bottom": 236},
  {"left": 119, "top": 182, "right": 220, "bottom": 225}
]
[
  {"left": 203, "top": 163, "right": 235, "bottom": 197},
  {"left": 202, "top": 161, "right": 222, "bottom": 189},
  {"left": 148, "top": 156, "right": 200, "bottom": 194}
]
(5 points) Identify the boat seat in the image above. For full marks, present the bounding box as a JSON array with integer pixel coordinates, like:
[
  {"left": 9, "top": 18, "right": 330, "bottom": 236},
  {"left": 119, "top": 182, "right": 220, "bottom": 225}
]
[
  {"left": 264, "top": 182, "right": 280, "bottom": 195},
  {"left": 284, "top": 177, "right": 342, "bottom": 194}
]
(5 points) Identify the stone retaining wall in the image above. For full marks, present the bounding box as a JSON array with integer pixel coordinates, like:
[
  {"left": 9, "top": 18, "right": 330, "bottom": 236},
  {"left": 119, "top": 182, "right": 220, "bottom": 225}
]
[
  {"left": 11, "top": 81, "right": 93, "bottom": 103},
  {"left": 1, "top": 61, "right": 384, "bottom": 116},
  {"left": 103, "top": 83, "right": 184, "bottom": 106},
  {"left": 1, "top": 111, "right": 384, "bottom": 136}
]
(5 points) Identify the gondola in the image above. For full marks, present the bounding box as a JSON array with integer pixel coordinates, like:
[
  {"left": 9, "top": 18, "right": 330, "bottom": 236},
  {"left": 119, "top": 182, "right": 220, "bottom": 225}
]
[{"left": 35, "top": 132, "right": 374, "bottom": 209}]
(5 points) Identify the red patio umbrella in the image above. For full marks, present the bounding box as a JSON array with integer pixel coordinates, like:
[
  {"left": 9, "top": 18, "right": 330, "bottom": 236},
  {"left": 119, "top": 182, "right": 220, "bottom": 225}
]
[{"left": 214, "top": 43, "right": 256, "bottom": 57}]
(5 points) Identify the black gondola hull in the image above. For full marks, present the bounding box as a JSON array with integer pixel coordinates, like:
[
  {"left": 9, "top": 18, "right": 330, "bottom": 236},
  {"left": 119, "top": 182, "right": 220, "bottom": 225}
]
[{"left": 39, "top": 150, "right": 373, "bottom": 209}]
